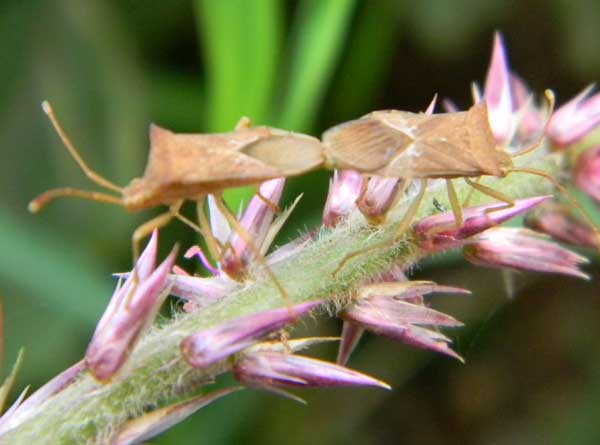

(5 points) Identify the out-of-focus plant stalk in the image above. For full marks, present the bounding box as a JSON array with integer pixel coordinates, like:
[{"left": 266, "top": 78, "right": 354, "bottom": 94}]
[{"left": 2, "top": 151, "right": 559, "bottom": 444}]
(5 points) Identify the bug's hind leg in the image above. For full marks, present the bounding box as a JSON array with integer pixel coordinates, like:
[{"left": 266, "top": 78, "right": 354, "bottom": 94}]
[
  {"left": 212, "top": 195, "right": 293, "bottom": 310},
  {"left": 333, "top": 179, "right": 428, "bottom": 277},
  {"left": 446, "top": 179, "right": 464, "bottom": 228},
  {"left": 464, "top": 178, "right": 515, "bottom": 219}
]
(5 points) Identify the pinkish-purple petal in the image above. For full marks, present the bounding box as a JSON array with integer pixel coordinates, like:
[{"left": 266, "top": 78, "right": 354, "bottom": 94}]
[
  {"left": 463, "top": 227, "right": 589, "bottom": 279},
  {"left": 547, "top": 85, "right": 600, "bottom": 146},
  {"left": 234, "top": 351, "right": 390, "bottom": 390},
  {"left": 484, "top": 32, "right": 514, "bottom": 143},
  {"left": 510, "top": 73, "right": 543, "bottom": 143},
  {"left": 415, "top": 196, "right": 549, "bottom": 252},
  {"left": 323, "top": 170, "right": 364, "bottom": 228},
  {"left": 181, "top": 300, "right": 323, "bottom": 368}
]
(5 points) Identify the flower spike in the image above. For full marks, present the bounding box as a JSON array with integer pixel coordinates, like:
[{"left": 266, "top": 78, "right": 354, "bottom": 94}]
[{"left": 181, "top": 300, "right": 323, "bottom": 369}]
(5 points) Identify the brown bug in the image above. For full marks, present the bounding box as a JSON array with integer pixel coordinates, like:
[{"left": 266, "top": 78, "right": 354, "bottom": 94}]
[
  {"left": 30, "top": 101, "right": 324, "bottom": 305},
  {"left": 321, "top": 90, "right": 600, "bottom": 273}
]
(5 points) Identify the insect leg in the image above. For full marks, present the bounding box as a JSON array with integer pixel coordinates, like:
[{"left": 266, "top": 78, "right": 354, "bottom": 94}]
[
  {"left": 512, "top": 89, "right": 555, "bottom": 157},
  {"left": 131, "top": 200, "right": 184, "bottom": 263},
  {"left": 41, "top": 101, "right": 122, "bottom": 193},
  {"left": 256, "top": 192, "right": 281, "bottom": 214},
  {"left": 462, "top": 178, "right": 481, "bottom": 207},
  {"left": 446, "top": 179, "right": 464, "bottom": 228},
  {"left": 212, "top": 195, "right": 293, "bottom": 310},
  {"left": 510, "top": 167, "right": 600, "bottom": 249},
  {"left": 464, "top": 178, "right": 515, "bottom": 220},
  {"left": 333, "top": 179, "right": 428, "bottom": 277},
  {"left": 194, "top": 196, "right": 224, "bottom": 262}
]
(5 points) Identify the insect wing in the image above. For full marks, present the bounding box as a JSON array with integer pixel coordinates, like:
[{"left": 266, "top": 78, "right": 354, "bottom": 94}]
[
  {"left": 322, "top": 113, "right": 414, "bottom": 172},
  {"left": 240, "top": 131, "right": 324, "bottom": 177}
]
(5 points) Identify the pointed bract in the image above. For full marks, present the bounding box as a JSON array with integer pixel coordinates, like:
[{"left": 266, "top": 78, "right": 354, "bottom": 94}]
[
  {"left": 86, "top": 235, "right": 177, "bottom": 381},
  {"left": 463, "top": 227, "right": 589, "bottom": 279},
  {"left": 484, "top": 32, "right": 514, "bottom": 143},
  {"left": 336, "top": 322, "right": 364, "bottom": 366},
  {"left": 181, "top": 300, "right": 323, "bottom": 368},
  {"left": 114, "top": 387, "right": 242, "bottom": 445},
  {"left": 510, "top": 73, "right": 543, "bottom": 143},
  {"left": 415, "top": 196, "right": 549, "bottom": 252},
  {"left": 234, "top": 351, "right": 390, "bottom": 390}
]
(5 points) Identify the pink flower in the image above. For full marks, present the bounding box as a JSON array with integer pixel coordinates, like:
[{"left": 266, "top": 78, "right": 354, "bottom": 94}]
[
  {"left": 463, "top": 227, "right": 589, "bottom": 279},
  {"left": 86, "top": 231, "right": 177, "bottom": 381},
  {"left": 525, "top": 202, "right": 598, "bottom": 248},
  {"left": 547, "top": 85, "right": 600, "bottom": 146},
  {"left": 575, "top": 145, "right": 600, "bottom": 206},
  {"left": 342, "top": 281, "right": 469, "bottom": 361}
]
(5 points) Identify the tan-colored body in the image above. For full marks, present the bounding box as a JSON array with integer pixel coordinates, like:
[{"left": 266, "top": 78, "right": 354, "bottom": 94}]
[
  {"left": 322, "top": 102, "right": 512, "bottom": 180},
  {"left": 123, "top": 124, "right": 324, "bottom": 211}
]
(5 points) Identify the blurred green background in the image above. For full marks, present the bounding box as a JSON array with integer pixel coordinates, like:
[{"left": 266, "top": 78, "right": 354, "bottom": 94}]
[{"left": 1, "top": 0, "right": 600, "bottom": 443}]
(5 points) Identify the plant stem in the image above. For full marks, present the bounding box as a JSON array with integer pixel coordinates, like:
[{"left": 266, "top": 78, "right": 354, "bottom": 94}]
[{"left": 3, "top": 152, "right": 560, "bottom": 444}]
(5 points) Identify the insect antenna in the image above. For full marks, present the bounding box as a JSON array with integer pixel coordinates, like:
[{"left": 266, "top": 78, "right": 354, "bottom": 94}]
[
  {"left": 510, "top": 166, "right": 600, "bottom": 248},
  {"left": 28, "top": 188, "right": 123, "bottom": 213},
  {"left": 29, "top": 101, "right": 125, "bottom": 213},
  {"left": 512, "top": 89, "right": 555, "bottom": 157}
]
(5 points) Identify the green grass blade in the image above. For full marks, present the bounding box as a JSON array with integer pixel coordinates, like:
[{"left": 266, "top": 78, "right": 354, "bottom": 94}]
[
  {"left": 195, "top": 0, "right": 283, "bottom": 131},
  {"left": 278, "top": 0, "right": 357, "bottom": 131}
]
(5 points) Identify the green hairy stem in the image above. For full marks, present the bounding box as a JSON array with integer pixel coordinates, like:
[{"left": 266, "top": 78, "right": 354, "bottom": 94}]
[{"left": 3, "top": 152, "right": 560, "bottom": 444}]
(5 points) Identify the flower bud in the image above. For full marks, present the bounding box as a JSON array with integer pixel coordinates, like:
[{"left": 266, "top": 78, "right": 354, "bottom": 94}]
[
  {"left": 547, "top": 85, "right": 600, "bottom": 146},
  {"left": 181, "top": 300, "right": 322, "bottom": 368},
  {"left": 323, "top": 170, "right": 364, "bottom": 228},
  {"left": 463, "top": 227, "right": 589, "bottom": 279}
]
